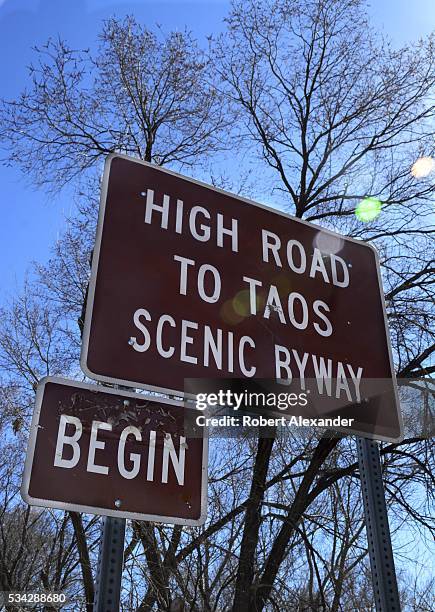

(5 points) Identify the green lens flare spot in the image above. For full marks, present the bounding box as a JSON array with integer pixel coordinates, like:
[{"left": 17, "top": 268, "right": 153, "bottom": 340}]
[
  {"left": 233, "top": 290, "right": 251, "bottom": 317},
  {"left": 355, "top": 197, "right": 382, "bottom": 222}
]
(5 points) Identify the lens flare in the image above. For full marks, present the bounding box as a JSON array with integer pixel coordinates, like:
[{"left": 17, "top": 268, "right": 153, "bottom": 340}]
[
  {"left": 411, "top": 156, "right": 434, "bottom": 178},
  {"left": 233, "top": 290, "right": 251, "bottom": 317},
  {"left": 314, "top": 232, "right": 344, "bottom": 255},
  {"left": 355, "top": 197, "right": 382, "bottom": 222},
  {"left": 220, "top": 300, "right": 244, "bottom": 326}
]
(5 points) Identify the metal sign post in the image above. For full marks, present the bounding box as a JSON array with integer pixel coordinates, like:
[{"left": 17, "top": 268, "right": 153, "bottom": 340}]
[
  {"left": 357, "top": 437, "right": 401, "bottom": 611},
  {"left": 93, "top": 382, "right": 127, "bottom": 612},
  {"left": 93, "top": 517, "right": 126, "bottom": 612}
]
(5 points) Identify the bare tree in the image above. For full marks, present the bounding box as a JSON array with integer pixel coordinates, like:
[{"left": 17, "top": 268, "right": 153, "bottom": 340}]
[
  {"left": 214, "top": 0, "right": 435, "bottom": 376},
  {"left": 0, "top": 437, "right": 100, "bottom": 611},
  {"left": 0, "top": 15, "right": 227, "bottom": 190}
]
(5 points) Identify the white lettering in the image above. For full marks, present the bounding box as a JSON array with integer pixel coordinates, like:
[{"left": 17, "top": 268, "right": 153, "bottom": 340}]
[
  {"left": 87, "top": 421, "right": 111, "bottom": 475},
  {"left": 131, "top": 308, "right": 151, "bottom": 352},
  {"left": 239, "top": 336, "right": 256, "bottom": 376},
  {"left": 156, "top": 314, "right": 176, "bottom": 358},
  {"left": 162, "top": 435, "right": 186, "bottom": 485},
  {"left": 54, "top": 415, "right": 82, "bottom": 469},
  {"left": 264, "top": 285, "right": 286, "bottom": 323},
  {"left": 286, "top": 240, "right": 306, "bottom": 274},
  {"left": 243, "top": 276, "right": 262, "bottom": 315},
  {"left": 313, "top": 300, "right": 333, "bottom": 337},
  {"left": 204, "top": 326, "right": 223, "bottom": 369},
  {"left": 336, "top": 362, "right": 352, "bottom": 401},
  {"left": 190, "top": 206, "right": 211, "bottom": 242},
  {"left": 275, "top": 344, "right": 292, "bottom": 382},
  {"left": 198, "top": 264, "right": 221, "bottom": 303},
  {"left": 309, "top": 248, "right": 330, "bottom": 283},
  {"left": 312, "top": 355, "right": 333, "bottom": 396},
  {"left": 175, "top": 199, "right": 184, "bottom": 234},
  {"left": 217, "top": 213, "right": 238, "bottom": 252},
  {"left": 262, "top": 230, "right": 282, "bottom": 266},
  {"left": 347, "top": 364, "right": 363, "bottom": 402},
  {"left": 331, "top": 254, "right": 350, "bottom": 288},
  {"left": 144, "top": 189, "right": 169, "bottom": 229},
  {"left": 147, "top": 430, "right": 156, "bottom": 481},
  {"left": 180, "top": 320, "right": 198, "bottom": 364},
  {"left": 173, "top": 255, "right": 195, "bottom": 295},
  {"left": 291, "top": 349, "right": 309, "bottom": 390},
  {"left": 287, "top": 292, "right": 309, "bottom": 330},
  {"left": 117, "top": 426, "right": 142, "bottom": 479}
]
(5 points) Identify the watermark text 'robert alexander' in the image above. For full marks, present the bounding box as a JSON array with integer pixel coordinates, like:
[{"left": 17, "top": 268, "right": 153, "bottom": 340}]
[{"left": 195, "top": 414, "right": 355, "bottom": 428}]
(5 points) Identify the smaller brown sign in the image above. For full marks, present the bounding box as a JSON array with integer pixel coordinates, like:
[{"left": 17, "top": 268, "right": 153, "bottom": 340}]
[{"left": 21, "top": 377, "right": 208, "bottom": 525}]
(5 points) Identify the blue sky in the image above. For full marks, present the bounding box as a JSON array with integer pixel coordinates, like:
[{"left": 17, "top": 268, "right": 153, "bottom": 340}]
[{"left": 0, "top": 0, "right": 434, "bottom": 300}]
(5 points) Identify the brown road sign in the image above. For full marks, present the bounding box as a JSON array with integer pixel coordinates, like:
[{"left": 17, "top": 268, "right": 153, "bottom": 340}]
[
  {"left": 80, "top": 153, "right": 402, "bottom": 441},
  {"left": 21, "top": 377, "right": 208, "bottom": 525}
]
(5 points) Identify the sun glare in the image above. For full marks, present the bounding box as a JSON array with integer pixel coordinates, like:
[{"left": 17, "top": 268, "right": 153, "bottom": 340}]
[{"left": 411, "top": 156, "right": 434, "bottom": 178}]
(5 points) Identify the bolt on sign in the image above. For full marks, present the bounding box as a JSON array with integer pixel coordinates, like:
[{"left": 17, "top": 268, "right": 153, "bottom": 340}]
[
  {"left": 21, "top": 377, "right": 208, "bottom": 525},
  {"left": 80, "top": 153, "right": 402, "bottom": 442}
]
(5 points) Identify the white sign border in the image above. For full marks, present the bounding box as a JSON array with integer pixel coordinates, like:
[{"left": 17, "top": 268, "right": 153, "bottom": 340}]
[
  {"left": 21, "top": 376, "right": 209, "bottom": 526},
  {"left": 79, "top": 153, "right": 403, "bottom": 443}
]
